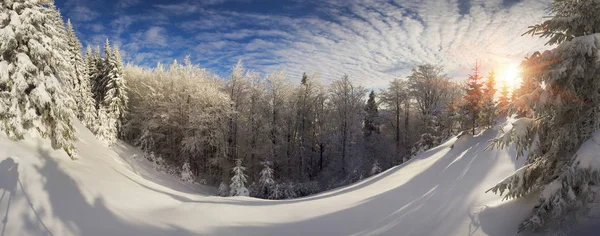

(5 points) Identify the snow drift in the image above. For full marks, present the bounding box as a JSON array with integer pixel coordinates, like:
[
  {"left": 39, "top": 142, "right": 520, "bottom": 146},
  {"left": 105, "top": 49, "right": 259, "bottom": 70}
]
[{"left": 1, "top": 120, "right": 587, "bottom": 236}]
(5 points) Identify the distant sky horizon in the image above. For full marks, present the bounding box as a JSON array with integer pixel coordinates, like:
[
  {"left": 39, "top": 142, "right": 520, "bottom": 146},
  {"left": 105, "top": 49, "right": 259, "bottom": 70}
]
[{"left": 55, "top": 0, "right": 552, "bottom": 89}]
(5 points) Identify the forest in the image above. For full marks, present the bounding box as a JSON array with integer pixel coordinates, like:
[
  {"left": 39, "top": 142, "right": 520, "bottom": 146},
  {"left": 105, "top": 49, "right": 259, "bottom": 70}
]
[{"left": 2, "top": 0, "right": 600, "bottom": 233}]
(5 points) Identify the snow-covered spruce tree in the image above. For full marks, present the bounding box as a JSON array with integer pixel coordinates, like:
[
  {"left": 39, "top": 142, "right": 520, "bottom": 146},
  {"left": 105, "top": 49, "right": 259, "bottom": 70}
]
[
  {"left": 0, "top": 0, "right": 78, "bottom": 159},
  {"left": 86, "top": 45, "right": 103, "bottom": 107},
  {"left": 229, "top": 159, "right": 249, "bottom": 196},
  {"left": 487, "top": 0, "right": 600, "bottom": 232},
  {"left": 102, "top": 45, "right": 128, "bottom": 136},
  {"left": 412, "top": 115, "right": 440, "bottom": 155},
  {"left": 88, "top": 39, "right": 127, "bottom": 145},
  {"left": 94, "top": 106, "right": 114, "bottom": 144},
  {"left": 65, "top": 19, "right": 96, "bottom": 129},
  {"left": 480, "top": 70, "right": 497, "bottom": 128},
  {"left": 255, "top": 161, "right": 275, "bottom": 198},
  {"left": 461, "top": 61, "right": 484, "bottom": 135}
]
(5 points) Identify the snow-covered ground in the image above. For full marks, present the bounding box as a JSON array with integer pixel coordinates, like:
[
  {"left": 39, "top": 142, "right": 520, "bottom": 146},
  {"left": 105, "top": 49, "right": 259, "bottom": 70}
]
[{"left": 1, "top": 120, "right": 592, "bottom": 236}]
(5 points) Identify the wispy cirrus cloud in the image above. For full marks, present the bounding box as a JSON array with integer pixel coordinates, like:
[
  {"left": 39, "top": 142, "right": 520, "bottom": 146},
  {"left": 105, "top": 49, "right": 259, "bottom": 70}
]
[{"left": 57, "top": 0, "right": 552, "bottom": 89}]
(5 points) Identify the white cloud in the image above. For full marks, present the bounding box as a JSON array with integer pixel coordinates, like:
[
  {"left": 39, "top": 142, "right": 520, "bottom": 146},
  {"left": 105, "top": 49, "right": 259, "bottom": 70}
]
[
  {"left": 144, "top": 26, "right": 168, "bottom": 46},
  {"left": 69, "top": 6, "right": 100, "bottom": 22},
  {"left": 116, "top": 0, "right": 141, "bottom": 9}
]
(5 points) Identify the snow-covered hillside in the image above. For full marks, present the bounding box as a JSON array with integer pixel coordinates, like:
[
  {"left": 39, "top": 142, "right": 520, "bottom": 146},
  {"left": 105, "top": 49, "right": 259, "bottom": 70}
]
[{"left": 1, "top": 120, "right": 595, "bottom": 236}]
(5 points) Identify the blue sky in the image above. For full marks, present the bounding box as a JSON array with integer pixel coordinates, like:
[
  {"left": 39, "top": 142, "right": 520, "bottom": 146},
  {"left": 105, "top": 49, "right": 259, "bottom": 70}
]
[{"left": 55, "top": 0, "right": 551, "bottom": 88}]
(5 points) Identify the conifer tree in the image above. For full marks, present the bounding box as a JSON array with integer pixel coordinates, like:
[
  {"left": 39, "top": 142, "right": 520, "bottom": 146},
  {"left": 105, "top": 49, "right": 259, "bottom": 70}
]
[
  {"left": 65, "top": 19, "right": 96, "bottom": 129},
  {"left": 103, "top": 45, "right": 128, "bottom": 135},
  {"left": 257, "top": 161, "right": 275, "bottom": 198},
  {"left": 488, "top": 0, "right": 600, "bottom": 231},
  {"left": 363, "top": 90, "right": 380, "bottom": 137},
  {"left": 480, "top": 70, "right": 497, "bottom": 127},
  {"left": 497, "top": 82, "right": 510, "bottom": 116},
  {"left": 461, "top": 61, "right": 484, "bottom": 135},
  {"left": 0, "top": 0, "right": 78, "bottom": 159},
  {"left": 230, "top": 159, "right": 249, "bottom": 196}
]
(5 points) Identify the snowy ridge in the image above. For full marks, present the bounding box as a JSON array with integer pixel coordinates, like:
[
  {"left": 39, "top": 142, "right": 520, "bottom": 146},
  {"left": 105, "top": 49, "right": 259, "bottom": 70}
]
[{"left": 0, "top": 121, "right": 547, "bottom": 236}]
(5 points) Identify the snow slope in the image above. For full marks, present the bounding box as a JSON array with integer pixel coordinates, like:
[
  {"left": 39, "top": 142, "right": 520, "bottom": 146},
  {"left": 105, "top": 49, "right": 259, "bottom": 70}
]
[{"left": 0, "top": 120, "right": 559, "bottom": 236}]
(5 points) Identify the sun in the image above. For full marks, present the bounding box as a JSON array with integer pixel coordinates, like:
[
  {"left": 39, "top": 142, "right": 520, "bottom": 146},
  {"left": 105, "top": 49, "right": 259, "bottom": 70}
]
[{"left": 497, "top": 64, "right": 522, "bottom": 91}]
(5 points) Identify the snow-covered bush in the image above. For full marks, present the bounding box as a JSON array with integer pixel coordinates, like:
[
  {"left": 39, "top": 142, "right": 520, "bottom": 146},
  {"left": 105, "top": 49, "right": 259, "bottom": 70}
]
[
  {"left": 412, "top": 133, "right": 439, "bottom": 155},
  {"left": 282, "top": 182, "right": 297, "bottom": 199},
  {"left": 370, "top": 161, "right": 382, "bottom": 176},
  {"left": 268, "top": 183, "right": 283, "bottom": 200},
  {"left": 180, "top": 163, "right": 194, "bottom": 183},
  {"left": 217, "top": 182, "right": 229, "bottom": 197}
]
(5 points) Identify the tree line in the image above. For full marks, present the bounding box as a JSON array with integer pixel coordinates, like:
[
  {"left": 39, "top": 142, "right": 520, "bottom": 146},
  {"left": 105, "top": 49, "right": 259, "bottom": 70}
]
[{"left": 121, "top": 59, "right": 510, "bottom": 199}]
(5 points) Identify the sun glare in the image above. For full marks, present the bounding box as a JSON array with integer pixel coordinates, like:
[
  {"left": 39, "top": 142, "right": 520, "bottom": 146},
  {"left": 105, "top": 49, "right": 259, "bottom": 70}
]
[{"left": 498, "top": 64, "right": 522, "bottom": 91}]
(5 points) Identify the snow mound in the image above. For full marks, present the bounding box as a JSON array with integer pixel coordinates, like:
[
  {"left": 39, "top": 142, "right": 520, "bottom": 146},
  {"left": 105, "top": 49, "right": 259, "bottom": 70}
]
[{"left": 0, "top": 121, "right": 561, "bottom": 236}]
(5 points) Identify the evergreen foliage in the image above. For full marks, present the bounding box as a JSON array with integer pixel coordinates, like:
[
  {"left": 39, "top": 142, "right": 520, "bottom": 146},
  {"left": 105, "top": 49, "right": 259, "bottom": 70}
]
[
  {"left": 461, "top": 61, "right": 484, "bottom": 135},
  {"left": 487, "top": 0, "right": 600, "bottom": 231},
  {"left": 0, "top": 0, "right": 78, "bottom": 159}
]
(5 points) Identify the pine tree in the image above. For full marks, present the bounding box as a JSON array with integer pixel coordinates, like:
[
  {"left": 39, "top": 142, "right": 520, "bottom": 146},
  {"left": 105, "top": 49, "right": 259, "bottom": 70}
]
[
  {"left": 65, "top": 19, "right": 96, "bottom": 129},
  {"left": 257, "top": 161, "right": 275, "bottom": 198},
  {"left": 86, "top": 39, "right": 128, "bottom": 144},
  {"left": 488, "top": 0, "right": 600, "bottom": 232},
  {"left": 497, "top": 82, "right": 510, "bottom": 116},
  {"left": 363, "top": 90, "right": 380, "bottom": 137},
  {"left": 480, "top": 70, "right": 497, "bottom": 128},
  {"left": 230, "top": 159, "right": 249, "bottom": 196},
  {"left": 103, "top": 45, "right": 128, "bottom": 135},
  {"left": 461, "top": 61, "right": 484, "bottom": 135},
  {"left": 90, "top": 45, "right": 104, "bottom": 107},
  {"left": 0, "top": 0, "right": 78, "bottom": 159},
  {"left": 95, "top": 106, "right": 115, "bottom": 145}
]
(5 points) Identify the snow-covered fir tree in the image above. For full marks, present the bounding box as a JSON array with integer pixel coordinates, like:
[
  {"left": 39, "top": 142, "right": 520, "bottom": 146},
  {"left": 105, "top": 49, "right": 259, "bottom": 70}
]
[
  {"left": 487, "top": 0, "right": 600, "bottom": 232},
  {"left": 65, "top": 19, "right": 96, "bottom": 130},
  {"left": 230, "top": 159, "right": 249, "bottom": 196},
  {"left": 94, "top": 106, "right": 115, "bottom": 145},
  {"left": 0, "top": 0, "right": 78, "bottom": 159},
  {"left": 412, "top": 115, "right": 440, "bottom": 155},
  {"left": 84, "top": 39, "right": 128, "bottom": 144},
  {"left": 102, "top": 45, "right": 128, "bottom": 136},
  {"left": 256, "top": 161, "right": 275, "bottom": 198}
]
